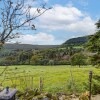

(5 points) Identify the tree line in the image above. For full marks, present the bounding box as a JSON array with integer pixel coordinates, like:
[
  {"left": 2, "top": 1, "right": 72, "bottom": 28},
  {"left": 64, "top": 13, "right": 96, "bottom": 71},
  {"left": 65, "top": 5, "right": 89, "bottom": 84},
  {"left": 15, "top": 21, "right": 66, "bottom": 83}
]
[{"left": 1, "top": 18, "right": 100, "bottom": 67}]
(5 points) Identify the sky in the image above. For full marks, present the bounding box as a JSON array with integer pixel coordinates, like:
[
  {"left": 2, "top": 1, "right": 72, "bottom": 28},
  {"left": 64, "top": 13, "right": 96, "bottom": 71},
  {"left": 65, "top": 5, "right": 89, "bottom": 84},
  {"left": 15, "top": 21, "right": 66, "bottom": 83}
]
[{"left": 7, "top": 0, "right": 100, "bottom": 45}]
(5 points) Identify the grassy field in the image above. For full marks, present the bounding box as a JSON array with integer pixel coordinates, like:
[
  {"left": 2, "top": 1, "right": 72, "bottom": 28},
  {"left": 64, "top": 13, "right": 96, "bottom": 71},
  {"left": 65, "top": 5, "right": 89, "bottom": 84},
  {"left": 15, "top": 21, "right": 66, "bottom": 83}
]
[{"left": 0, "top": 65, "right": 100, "bottom": 94}]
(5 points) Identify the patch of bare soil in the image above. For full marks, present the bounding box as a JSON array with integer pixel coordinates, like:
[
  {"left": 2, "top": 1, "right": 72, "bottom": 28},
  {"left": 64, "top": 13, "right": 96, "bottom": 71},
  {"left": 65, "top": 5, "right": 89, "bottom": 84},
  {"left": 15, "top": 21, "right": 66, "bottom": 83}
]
[{"left": 92, "top": 94, "right": 100, "bottom": 100}]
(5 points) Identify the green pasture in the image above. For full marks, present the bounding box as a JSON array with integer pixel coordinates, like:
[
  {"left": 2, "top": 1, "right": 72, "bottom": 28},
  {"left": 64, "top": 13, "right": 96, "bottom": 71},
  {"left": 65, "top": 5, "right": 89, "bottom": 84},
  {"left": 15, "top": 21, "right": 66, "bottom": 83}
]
[{"left": 0, "top": 65, "right": 100, "bottom": 94}]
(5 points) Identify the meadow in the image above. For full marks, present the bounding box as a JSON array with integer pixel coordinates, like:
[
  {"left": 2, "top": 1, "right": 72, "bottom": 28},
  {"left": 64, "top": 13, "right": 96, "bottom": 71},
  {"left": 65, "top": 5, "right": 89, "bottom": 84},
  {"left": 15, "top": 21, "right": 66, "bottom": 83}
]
[{"left": 0, "top": 65, "right": 100, "bottom": 94}]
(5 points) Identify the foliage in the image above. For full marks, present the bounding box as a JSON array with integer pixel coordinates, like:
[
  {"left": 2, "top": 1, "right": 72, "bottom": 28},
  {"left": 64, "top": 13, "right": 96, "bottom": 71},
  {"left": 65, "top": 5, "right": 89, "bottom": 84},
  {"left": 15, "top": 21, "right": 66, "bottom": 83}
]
[
  {"left": 89, "top": 54, "right": 100, "bottom": 66},
  {"left": 48, "top": 60, "right": 54, "bottom": 65},
  {"left": 0, "top": 37, "right": 95, "bottom": 66},
  {"left": 70, "top": 53, "right": 87, "bottom": 67},
  {"left": 83, "top": 75, "right": 100, "bottom": 95},
  {"left": 92, "top": 75, "right": 100, "bottom": 94},
  {"left": 63, "top": 35, "right": 90, "bottom": 47},
  {"left": 86, "top": 20, "right": 100, "bottom": 66},
  {"left": 86, "top": 31, "right": 100, "bottom": 53},
  {"left": 0, "top": 46, "right": 89, "bottom": 66},
  {"left": 55, "top": 60, "right": 70, "bottom": 65}
]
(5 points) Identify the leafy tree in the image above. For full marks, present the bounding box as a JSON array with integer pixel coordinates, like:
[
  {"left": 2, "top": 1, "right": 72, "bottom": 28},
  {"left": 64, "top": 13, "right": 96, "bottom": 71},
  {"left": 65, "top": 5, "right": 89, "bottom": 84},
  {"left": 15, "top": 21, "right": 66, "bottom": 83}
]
[
  {"left": 49, "top": 60, "right": 54, "bottom": 65},
  {"left": 90, "top": 54, "right": 100, "bottom": 66},
  {"left": 18, "top": 51, "right": 27, "bottom": 64},
  {"left": 5, "top": 56, "right": 17, "bottom": 65},
  {"left": 86, "top": 20, "right": 100, "bottom": 66},
  {"left": 70, "top": 53, "right": 86, "bottom": 67},
  {"left": 95, "top": 19, "right": 100, "bottom": 28},
  {"left": 18, "top": 50, "right": 32, "bottom": 64},
  {"left": 87, "top": 31, "right": 100, "bottom": 53},
  {"left": 31, "top": 54, "right": 43, "bottom": 65}
]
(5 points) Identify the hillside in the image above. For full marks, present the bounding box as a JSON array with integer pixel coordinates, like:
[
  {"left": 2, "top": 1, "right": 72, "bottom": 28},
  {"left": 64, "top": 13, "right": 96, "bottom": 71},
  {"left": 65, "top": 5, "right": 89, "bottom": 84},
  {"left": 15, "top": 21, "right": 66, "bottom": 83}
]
[
  {"left": 62, "top": 35, "right": 92, "bottom": 46},
  {"left": 1, "top": 35, "right": 92, "bottom": 51},
  {"left": 3, "top": 44, "right": 59, "bottom": 50}
]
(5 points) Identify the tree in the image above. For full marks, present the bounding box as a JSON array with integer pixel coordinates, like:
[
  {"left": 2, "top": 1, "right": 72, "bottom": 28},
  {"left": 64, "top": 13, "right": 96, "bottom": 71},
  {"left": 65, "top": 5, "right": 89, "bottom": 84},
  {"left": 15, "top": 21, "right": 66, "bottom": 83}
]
[
  {"left": 87, "top": 31, "right": 100, "bottom": 53},
  {"left": 49, "top": 60, "right": 54, "bottom": 65},
  {"left": 0, "top": 0, "right": 51, "bottom": 45},
  {"left": 70, "top": 53, "right": 86, "bottom": 67},
  {"left": 86, "top": 20, "right": 100, "bottom": 66},
  {"left": 95, "top": 19, "right": 100, "bottom": 29}
]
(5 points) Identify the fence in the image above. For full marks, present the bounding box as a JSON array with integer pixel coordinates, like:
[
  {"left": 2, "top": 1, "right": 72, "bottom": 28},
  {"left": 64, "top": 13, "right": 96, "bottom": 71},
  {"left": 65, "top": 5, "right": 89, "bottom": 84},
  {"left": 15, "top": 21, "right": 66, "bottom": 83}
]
[
  {"left": 0, "top": 66, "right": 44, "bottom": 93},
  {"left": 0, "top": 65, "right": 95, "bottom": 100}
]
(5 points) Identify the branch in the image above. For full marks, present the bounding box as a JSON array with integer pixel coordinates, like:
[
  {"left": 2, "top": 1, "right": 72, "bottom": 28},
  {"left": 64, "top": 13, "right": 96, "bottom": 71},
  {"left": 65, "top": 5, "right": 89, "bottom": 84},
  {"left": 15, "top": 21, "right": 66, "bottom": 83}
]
[
  {"left": 15, "top": 8, "right": 51, "bottom": 29},
  {"left": 0, "top": 0, "right": 51, "bottom": 43}
]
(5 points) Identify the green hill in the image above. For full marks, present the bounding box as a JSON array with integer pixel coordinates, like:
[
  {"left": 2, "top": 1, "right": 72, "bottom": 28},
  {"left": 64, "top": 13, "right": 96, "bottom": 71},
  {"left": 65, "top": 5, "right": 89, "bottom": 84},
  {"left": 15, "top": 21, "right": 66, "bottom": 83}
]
[
  {"left": 1, "top": 35, "right": 92, "bottom": 51},
  {"left": 3, "top": 43, "right": 59, "bottom": 50},
  {"left": 62, "top": 35, "right": 92, "bottom": 46}
]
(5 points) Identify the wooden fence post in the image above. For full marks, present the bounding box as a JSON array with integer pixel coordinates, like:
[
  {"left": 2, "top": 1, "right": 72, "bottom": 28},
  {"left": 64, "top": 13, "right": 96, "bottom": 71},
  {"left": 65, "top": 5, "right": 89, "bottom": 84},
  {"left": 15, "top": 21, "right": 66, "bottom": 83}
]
[
  {"left": 89, "top": 71, "right": 92, "bottom": 100},
  {"left": 39, "top": 77, "right": 43, "bottom": 93},
  {"left": 31, "top": 76, "right": 33, "bottom": 89}
]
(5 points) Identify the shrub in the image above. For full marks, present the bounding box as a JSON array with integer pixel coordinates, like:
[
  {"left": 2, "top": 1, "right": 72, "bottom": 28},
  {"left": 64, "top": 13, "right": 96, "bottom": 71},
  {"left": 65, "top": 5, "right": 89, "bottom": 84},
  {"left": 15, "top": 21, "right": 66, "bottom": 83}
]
[
  {"left": 70, "top": 53, "right": 87, "bottom": 67},
  {"left": 83, "top": 75, "right": 100, "bottom": 95}
]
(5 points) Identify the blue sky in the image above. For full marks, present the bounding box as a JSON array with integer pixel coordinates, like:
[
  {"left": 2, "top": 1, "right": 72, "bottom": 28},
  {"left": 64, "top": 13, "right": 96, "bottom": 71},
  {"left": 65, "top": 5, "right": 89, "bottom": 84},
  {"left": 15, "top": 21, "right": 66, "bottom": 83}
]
[{"left": 9, "top": 0, "right": 100, "bottom": 45}]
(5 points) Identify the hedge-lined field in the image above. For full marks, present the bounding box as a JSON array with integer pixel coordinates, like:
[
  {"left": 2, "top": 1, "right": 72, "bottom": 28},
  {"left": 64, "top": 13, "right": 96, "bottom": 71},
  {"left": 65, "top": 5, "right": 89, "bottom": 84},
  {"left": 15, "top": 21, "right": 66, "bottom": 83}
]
[{"left": 0, "top": 65, "right": 100, "bottom": 94}]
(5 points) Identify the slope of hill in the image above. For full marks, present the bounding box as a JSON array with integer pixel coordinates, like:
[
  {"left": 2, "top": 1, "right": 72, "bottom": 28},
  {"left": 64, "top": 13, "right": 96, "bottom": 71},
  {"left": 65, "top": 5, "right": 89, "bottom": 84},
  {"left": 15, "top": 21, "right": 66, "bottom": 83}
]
[
  {"left": 62, "top": 35, "right": 91, "bottom": 46},
  {"left": 3, "top": 43, "right": 59, "bottom": 50},
  {"left": 1, "top": 35, "right": 92, "bottom": 50}
]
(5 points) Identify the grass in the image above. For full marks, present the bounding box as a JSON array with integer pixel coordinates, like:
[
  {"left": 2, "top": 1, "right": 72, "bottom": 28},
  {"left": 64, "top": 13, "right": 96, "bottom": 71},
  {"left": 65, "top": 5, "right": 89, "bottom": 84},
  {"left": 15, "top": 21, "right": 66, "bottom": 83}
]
[{"left": 0, "top": 65, "right": 100, "bottom": 94}]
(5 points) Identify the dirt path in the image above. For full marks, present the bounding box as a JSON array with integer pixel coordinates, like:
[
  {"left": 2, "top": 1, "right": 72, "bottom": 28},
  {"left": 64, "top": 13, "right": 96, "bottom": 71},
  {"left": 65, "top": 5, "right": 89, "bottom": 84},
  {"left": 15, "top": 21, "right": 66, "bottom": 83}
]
[{"left": 92, "top": 95, "right": 100, "bottom": 100}]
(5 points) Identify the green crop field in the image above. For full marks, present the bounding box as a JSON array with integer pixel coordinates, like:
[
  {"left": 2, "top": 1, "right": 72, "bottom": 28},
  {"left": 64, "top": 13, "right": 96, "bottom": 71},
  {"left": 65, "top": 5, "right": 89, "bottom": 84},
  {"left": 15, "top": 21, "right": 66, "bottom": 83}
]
[{"left": 0, "top": 65, "right": 100, "bottom": 94}]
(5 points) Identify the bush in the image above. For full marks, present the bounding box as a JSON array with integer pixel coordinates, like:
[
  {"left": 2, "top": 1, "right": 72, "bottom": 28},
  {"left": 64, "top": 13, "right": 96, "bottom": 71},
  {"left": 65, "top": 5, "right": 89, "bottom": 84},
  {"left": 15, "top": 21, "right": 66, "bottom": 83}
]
[
  {"left": 54, "top": 60, "right": 70, "bottom": 65},
  {"left": 83, "top": 75, "right": 100, "bottom": 95},
  {"left": 92, "top": 75, "right": 100, "bottom": 94},
  {"left": 70, "top": 53, "right": 87, "bottom": 67}
]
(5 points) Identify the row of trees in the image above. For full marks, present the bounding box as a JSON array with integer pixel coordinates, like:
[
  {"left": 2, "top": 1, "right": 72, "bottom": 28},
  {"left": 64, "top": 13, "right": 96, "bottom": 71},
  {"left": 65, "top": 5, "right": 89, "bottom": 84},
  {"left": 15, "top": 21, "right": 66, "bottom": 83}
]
[
  {"left": 0, "top": 47, "right": 89, "bottom": 67},
  {"left": 1, "top": 17, "right": 100, "bottom": 67}
]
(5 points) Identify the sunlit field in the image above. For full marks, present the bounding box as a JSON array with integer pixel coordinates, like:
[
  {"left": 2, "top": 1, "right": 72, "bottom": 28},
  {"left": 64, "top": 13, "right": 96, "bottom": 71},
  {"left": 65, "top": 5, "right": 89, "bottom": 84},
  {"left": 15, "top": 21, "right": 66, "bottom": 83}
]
[{"left": 0, "top": 65, "right": 99, "bottom": 94}]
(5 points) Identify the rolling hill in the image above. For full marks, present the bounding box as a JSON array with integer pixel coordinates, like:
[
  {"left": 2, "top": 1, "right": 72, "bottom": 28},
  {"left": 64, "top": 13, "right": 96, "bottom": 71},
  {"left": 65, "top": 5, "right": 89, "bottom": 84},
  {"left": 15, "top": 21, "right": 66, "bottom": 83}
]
[
  {"left": 1, "top": 35, "right": 92, "bottom": 51},
  {"left": 62, "top": 35, "right": 92, "bottom": 46},
  {"left": 3, "top": 43, "right": 59, "bottom": 50}
]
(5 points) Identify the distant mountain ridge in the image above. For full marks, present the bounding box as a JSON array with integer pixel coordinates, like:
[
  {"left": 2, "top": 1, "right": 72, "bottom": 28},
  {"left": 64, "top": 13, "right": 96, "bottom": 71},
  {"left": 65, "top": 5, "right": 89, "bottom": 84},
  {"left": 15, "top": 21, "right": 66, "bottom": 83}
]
[
  {"left": 2, "top": 35, "right": 92, "bottom": 50},
  {"left": 3, "top": 44, "right": 59, "bottom": 50}
]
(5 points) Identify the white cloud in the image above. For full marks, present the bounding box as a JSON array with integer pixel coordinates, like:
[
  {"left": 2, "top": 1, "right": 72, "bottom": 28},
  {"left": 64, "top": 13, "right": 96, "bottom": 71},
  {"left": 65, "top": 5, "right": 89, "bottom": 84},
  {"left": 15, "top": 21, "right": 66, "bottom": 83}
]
[
  {"left": 10, "top": 32, "right": 55, "bottom": 44},
  {"left": 10, "top": 3, "right": 96, "bottom": 45},
  {"left": 67, "top": 17, "right": 96, "bottom": 34},
  {"left": 36, "top": 4, "right": 96, "bottom": 35},
  {"left": 39, "top": 5, "right": 83, "bottom": 24}
]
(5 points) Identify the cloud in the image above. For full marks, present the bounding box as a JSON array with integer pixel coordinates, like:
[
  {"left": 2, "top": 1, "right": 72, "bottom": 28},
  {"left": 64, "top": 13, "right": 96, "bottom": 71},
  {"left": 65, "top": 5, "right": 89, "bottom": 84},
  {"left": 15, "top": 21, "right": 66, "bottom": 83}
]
[
  {"left": 66, "top": 17, "right": 96, "bottom": 34},
  {"left": 10, "top": 3, "right": 96, "bottom": 45},
  {"left": 10, "top": 32, "right": 55, "bottom": 44},
  {"left": 36, "top": 4, "right": 96, "bottom": 35},
  {"left": 39, "top": 4, "right": 83, "bottom": 24}
]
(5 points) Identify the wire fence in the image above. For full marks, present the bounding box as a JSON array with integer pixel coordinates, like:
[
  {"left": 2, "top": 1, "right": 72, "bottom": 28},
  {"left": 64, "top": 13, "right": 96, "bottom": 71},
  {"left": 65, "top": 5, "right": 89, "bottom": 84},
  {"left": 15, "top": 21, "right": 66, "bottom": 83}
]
[{"left": 0, "top": 65, "right": 96, "bottom": 95}]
